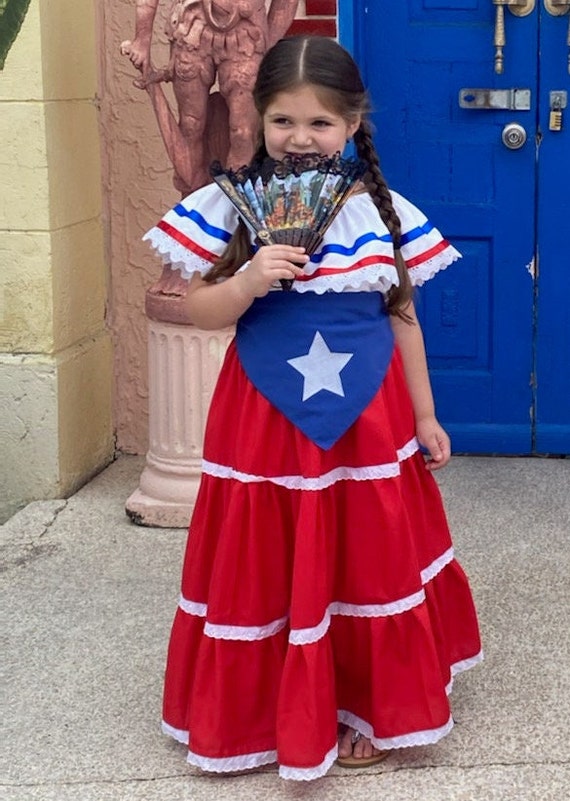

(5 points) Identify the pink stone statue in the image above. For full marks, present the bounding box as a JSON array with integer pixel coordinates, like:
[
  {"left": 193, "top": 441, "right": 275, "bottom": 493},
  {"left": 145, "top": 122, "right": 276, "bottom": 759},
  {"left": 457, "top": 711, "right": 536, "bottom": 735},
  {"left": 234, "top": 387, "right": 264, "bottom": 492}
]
[
  {"left": 122, "top": 2, "right": 300, "bottom": 526},
  {"left": 121, "top": 0, "right": 299, "bottom": 320}
]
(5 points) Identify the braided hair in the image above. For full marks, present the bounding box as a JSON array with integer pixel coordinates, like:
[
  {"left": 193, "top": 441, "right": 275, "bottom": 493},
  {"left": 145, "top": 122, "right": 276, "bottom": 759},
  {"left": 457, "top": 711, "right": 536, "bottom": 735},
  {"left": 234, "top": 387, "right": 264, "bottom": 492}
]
[{"left": 205, "top": 36, "right": 413, "bottom": 319}]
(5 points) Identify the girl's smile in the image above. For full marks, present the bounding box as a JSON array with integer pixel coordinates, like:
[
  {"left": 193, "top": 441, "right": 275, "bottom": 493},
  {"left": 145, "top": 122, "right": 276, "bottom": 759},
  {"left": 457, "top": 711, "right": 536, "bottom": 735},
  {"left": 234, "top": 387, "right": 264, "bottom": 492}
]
[{"left": 263, "top": 85, "right": 361, "bottom": 160}]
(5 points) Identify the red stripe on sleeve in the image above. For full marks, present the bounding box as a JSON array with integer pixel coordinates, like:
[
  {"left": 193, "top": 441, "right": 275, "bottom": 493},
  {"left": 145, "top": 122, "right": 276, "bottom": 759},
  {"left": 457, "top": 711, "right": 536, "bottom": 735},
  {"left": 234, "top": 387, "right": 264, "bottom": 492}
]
[{"left": 157, "top": 220, "right": 219, "bottom": 264}]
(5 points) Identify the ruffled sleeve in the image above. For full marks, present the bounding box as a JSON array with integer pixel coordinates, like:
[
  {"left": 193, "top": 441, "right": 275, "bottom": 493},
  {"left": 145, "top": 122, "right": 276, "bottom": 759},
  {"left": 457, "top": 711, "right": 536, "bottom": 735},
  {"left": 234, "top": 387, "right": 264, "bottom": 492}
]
[
  {"left": 143, "top": 183, "right": 239, "bottom": 279},
  {"left": 292, "top": 190, "right": 460, "bottom": 294},
  {"left": 392, "top": 191, "right": 461, "bottom": 286}
]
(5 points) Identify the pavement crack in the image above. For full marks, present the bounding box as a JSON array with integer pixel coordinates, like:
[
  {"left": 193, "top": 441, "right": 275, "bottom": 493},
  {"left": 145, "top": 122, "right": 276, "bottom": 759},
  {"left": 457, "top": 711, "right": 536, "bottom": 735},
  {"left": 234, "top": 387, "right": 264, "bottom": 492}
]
[
  {"left": 2, "top": 760, "right": 568, "bottom": 788},
  {"left": 37, "top": 500, "right": 68, "bottom": 537},
  {"left": 1, "top": 774, "right": 190, "bottom": 788},
  {"left": 0, "top": 499, "right": 68, "bottom": 572}
]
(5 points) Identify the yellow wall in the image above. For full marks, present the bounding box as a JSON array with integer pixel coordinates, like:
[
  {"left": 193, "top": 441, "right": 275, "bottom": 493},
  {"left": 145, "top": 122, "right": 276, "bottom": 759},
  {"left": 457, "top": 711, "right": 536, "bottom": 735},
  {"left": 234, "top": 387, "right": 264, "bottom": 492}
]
[{"left": 0, "top": 0, "right": 114, "bottom": 521}]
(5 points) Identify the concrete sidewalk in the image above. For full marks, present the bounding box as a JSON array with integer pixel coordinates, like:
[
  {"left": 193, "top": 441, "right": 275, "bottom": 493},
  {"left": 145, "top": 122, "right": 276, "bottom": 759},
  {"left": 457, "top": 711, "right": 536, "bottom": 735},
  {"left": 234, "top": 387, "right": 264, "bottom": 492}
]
[{"left": 2, "top": 454, "right": 569, "bottom": 800}]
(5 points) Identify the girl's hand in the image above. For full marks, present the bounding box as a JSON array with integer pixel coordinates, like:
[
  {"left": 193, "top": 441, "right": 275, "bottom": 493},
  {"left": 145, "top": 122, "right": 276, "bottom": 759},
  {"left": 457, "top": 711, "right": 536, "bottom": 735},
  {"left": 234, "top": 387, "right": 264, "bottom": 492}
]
[
  {"left": 416, "top": 417, "right": 451, "bottom": 471},
  {"left": 238, "top": 245, "right": 309, "bottom": 298}
]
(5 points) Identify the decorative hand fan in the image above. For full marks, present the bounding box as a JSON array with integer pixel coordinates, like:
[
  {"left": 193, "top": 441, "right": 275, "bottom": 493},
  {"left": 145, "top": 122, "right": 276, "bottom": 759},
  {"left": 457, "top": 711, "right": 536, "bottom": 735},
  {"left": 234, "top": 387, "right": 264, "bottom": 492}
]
[{"left": 210, "top": 152, "right": 366, "bottom": 289}]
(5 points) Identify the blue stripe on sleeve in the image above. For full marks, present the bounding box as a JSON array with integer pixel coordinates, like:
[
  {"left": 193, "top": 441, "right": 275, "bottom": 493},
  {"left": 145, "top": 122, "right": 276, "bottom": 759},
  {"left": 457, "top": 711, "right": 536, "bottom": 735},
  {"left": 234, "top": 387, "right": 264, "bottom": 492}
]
[{"left": 173, "top": 204, "right": 233, "bottom": 244}]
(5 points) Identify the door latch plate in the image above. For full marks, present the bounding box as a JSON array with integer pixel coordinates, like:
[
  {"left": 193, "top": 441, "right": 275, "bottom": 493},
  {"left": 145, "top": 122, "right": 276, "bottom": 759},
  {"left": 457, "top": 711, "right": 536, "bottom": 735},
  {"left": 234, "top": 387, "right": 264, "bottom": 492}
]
[{"left": 459, "top": 88, "right": 531, "bottom": 110}]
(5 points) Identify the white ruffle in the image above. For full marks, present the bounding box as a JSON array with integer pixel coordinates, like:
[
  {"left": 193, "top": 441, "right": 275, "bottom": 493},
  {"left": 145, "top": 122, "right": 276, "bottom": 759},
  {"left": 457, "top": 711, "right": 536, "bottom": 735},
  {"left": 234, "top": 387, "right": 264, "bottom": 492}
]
[
  {"left": 202, "top": 458, "right": 402, "bottom": 489},
  {"left": 161, "top": 719, "right": 189, "bottom": 745},
  {"left": 177, "top": 545, "right": 453, "bottom": 644},
  {"left": 397, "top": 437, "right": 420, "bottom": 462},
  {"left": 202, "top": 437, "right": 419, "bottom": 491},
  {"left": 178, "top": 596, "right": 207, "bottom": 616},
  {"left": 161, "top": 657, "right": 482, "bottom": 779},
  {"left": 204, "top": 615, "right": 288, "bottom": 641},
  {"left": 289, "top": 589, "right": 427, "bottom": 646},
  {"left": 293, "top": 262, "right": 400, "bottom": 295},
  {"left": 420, "top": 546, "right": 454, "bottom": 584},
  {"left": 338, "top": 709, "right": 454, "bottom": 750},
  {"left": 330, "top": 589, "right": 426, "bottom": 620},
  {"left": 143, "top": 182, "right": 238, "bottom": 279},
  {"left": 143, "top": 183, "right": 460, "bottom": 291},
  {"left": 446, "top": 650, "right": 485, "bottom": 694},
  {"left": 289, "top": 610, "right": 332, "bottom": 646},
  {"left": 408, "top": 248, "right": 461, "bottom": 287},
  {"left": 187, "top": 747, "right": 278, "bottom": 773},
  {"left": 142, "top": 228, "right": 212, "bottom": 277}
]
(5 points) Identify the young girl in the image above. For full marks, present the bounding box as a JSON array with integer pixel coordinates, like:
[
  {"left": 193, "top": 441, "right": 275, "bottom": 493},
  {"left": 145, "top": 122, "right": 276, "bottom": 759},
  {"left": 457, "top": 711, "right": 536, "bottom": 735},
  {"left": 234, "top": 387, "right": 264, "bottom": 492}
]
[{"left": 144, "top": 35, "right": 482, "bottom": 781}]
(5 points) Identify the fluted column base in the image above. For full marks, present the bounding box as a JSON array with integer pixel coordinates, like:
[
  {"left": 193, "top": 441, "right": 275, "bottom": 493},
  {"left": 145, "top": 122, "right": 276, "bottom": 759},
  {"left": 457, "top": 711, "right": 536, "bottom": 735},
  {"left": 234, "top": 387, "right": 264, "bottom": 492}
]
[{"left": 126, "top": 319, "right": 233, "bottom": 528}]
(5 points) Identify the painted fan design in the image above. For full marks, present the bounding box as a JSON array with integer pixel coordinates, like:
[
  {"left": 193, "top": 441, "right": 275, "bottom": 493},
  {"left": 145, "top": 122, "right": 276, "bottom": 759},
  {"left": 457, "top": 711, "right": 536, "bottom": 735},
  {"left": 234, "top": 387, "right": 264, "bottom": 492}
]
[{"left": 210, "top": 152, "right": 366, "bottom": 289}]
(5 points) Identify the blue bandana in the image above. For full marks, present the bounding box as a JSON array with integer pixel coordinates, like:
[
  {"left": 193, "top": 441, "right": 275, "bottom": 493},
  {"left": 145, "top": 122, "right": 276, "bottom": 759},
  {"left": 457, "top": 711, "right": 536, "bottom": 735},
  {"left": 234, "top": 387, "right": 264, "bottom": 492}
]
[{"left": 236, "top": 291, "right": 394, "bottom": 450}]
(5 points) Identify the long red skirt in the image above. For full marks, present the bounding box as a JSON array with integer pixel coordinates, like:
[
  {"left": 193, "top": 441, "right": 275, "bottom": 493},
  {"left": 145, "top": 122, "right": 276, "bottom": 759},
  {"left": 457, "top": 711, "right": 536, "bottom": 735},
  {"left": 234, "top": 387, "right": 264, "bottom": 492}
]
[{"left": 161, "top": 341, "right": 482, "bottom": 780}]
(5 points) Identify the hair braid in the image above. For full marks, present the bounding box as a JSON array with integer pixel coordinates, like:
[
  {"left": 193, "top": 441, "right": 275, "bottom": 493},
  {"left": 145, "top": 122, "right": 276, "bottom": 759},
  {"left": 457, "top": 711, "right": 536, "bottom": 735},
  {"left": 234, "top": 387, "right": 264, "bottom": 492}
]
[{"left": 354, "top": 122, "right": 413, "bottom": 319}]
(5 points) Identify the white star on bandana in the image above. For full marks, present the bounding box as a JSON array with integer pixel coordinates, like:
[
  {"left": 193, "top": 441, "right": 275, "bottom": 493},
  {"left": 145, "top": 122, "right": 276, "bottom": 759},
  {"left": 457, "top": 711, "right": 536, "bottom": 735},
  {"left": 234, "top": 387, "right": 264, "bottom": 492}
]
[{"left": 287, "top": 331, "right": 354, "bottom": 401}]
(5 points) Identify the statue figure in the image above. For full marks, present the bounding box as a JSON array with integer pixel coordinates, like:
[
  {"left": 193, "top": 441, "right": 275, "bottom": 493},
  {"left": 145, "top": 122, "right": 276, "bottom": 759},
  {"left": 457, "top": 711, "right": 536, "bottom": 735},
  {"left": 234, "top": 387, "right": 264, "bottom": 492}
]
[
  {"left": 121, "top": 0, "right": 299, "bottom": 310},
  {"left": 121, "top": 1, "right": 299, "bottom": 195}
]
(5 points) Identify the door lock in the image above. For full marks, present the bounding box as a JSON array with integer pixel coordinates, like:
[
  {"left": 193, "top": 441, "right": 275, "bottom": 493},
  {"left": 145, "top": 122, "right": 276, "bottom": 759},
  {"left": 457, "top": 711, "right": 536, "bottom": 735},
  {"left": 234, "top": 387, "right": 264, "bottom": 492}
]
[
  {"left": 549, "top": 90, "right": 567, "bottom": 131},
  {"left": 502, "top": 122, "right": 527, "bottom": 149}
]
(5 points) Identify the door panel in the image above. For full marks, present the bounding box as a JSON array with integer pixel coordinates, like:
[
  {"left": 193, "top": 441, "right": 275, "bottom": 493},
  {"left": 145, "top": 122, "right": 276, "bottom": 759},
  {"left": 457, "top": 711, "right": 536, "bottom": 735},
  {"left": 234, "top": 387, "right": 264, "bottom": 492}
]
[
  {"left": 535, "top": 10, "right": 570, "bottom": 453},
  {"left": 342, "top": 1, "right": 569, "bottom": 454}
]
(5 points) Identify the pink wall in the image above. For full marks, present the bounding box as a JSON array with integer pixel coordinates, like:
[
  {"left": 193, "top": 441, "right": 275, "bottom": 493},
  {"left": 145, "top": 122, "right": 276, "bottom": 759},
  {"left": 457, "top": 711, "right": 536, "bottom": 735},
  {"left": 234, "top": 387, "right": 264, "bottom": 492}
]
[
  {"left": 100, "top": 1, "right": 178, "bottom": 454},
  {"left": 100, "top": 1, "right": 338, "bottom": 454}
]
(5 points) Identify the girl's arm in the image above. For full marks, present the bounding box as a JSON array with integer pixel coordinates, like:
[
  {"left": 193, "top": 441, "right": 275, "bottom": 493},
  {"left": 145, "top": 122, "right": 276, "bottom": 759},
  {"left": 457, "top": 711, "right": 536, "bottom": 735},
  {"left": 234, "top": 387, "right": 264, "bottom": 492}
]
[
  {"left": 390, "top": 303, "right": 451, "bottom": 470},
  {"left": 183, "top": 244, "right": 308, "bottom": 330}
]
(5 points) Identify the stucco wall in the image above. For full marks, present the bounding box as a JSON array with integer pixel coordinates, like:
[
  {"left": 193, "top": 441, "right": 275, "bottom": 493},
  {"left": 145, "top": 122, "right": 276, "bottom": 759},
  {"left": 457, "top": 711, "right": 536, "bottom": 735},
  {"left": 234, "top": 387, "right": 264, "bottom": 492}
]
[
  {"left": 0, "top": 0, "right": 114, "bottom": 522},
  {"left": 102, "top": 1, "right": 337, "bottom": 455}
]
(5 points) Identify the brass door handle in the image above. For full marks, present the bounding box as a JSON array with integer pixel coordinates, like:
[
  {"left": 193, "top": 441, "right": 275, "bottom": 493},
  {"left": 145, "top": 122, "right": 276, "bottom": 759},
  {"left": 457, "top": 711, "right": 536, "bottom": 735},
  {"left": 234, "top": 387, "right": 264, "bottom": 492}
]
[
  {"left": 544, "top": 0, "right": 570, "bottom": 74},
  {"left": 493, "top": 1, "right": 536, "bottom": 75}
]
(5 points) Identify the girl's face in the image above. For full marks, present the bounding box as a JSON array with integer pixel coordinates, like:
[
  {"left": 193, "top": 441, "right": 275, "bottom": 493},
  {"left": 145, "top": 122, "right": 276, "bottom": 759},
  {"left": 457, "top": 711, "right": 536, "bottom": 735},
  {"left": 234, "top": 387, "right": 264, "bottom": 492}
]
[{"left": 262, "top": 84, "right": 361, "bottom": 161}]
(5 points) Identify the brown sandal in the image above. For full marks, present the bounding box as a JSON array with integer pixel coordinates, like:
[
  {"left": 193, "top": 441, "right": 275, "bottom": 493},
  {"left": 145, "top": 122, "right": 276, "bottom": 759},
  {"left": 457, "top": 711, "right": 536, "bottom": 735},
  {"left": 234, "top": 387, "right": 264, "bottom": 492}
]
[{"left": 336, "top": 731, "right": 389, "bottom": 768}]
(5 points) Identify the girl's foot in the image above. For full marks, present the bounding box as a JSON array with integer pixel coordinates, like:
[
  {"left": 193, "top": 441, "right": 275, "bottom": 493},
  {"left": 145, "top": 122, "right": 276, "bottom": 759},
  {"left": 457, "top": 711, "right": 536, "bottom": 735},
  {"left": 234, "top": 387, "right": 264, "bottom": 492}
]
[{"left": 337, "top": 727, "right": 389, "bottom": 768}]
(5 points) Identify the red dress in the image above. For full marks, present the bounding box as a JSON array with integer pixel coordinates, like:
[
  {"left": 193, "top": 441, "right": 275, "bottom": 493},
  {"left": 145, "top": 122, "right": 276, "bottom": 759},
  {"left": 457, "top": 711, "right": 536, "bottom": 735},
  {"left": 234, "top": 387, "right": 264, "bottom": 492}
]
[{"left": 145, "top": 184, "right": 483, "bottom": 780}]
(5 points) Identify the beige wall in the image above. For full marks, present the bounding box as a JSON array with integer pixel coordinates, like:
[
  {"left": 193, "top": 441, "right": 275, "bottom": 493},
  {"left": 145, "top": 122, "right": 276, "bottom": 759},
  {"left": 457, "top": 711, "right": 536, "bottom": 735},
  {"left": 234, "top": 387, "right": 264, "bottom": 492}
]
[{"left": 0, "top": 1, "right": 114, "bottom": 521}]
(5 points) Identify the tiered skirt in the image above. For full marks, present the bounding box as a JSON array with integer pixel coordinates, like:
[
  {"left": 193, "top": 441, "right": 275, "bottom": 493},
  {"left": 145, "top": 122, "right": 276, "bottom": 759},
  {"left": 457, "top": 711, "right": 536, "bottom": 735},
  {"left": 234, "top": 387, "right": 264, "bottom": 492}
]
[{"left": 161, "top": 341, "right": 482, "bottom": 780}]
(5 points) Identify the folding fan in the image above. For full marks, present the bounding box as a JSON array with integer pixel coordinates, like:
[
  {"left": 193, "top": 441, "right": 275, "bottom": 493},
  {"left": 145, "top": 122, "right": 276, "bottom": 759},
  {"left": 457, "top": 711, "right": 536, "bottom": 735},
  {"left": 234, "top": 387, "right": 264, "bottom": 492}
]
[{"left": 210, "top": 152, "right": 366, "bottom": 289}]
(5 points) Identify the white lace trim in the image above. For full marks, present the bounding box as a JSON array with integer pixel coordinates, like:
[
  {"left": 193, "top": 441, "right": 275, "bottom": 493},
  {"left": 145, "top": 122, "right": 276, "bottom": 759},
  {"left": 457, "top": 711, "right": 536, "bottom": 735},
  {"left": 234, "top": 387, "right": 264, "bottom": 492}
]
[
  {"left": 187, "top": 747, "right": 278, "bottom": 773},
  {"left": 330, "top": 589, "right": 427, "bottom": 620},
  {"left": 202, "top": 437, "right": 419, "bottom": 491},
  {"left": 293, "top": 264, "right": 399, "bottom": 295},
  {"left": 338, "top": 709, "right": 454, "bottom": 750},
  {"left": 162, "top": 720, "right": 189, "bottom": 745},
  {"left": 176, "top": 544, "right": 452, "bottom": 644},
  {"left": 446, "top": 650, "right": 484, "bottom": 694},
  {"left": 202, "top": 459, "right": 402, "bottom": 489},
  {"left": 288, "top": 589, "right": 427, "bottom": 646},
  {"left": 289, "top": 610, "right": 331, "bottom": 646},
  {"left": 204, "top": 615, "right": 288, "bottom": 641},
  {"left": 451, "top": 650, "right": 484, "bottom": 677},
  {"left": 279, "top": 743, "right": 338, "bottom": 781},
  {"left": 143, "top": 228, "right": 214, "bottom": 278},
  {"left": 408, "top": 248, "right": 461, "bottom": 287},
  {"left": 397, "top": 437, "right": 420, "bottom": 462},
  {"left": 178, "top": 596, "right": 207, "bottom": 617},
  {"left": 420, "top": 547, "right": 454, "bottom": 584}
]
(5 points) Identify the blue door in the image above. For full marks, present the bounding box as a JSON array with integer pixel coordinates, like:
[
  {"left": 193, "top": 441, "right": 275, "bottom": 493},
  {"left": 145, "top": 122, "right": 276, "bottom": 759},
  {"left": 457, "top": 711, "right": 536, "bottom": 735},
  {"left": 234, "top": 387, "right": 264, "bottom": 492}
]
[{"left": 341, "top": 1, "right": 570, "bottom": 454}]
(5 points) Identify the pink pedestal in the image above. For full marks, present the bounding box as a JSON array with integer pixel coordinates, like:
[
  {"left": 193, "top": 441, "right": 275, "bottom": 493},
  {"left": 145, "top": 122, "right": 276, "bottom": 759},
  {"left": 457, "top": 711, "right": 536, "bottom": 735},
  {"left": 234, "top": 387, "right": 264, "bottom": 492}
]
[{"left": 126, "top": 320, "right": 233, "bottom": 527}]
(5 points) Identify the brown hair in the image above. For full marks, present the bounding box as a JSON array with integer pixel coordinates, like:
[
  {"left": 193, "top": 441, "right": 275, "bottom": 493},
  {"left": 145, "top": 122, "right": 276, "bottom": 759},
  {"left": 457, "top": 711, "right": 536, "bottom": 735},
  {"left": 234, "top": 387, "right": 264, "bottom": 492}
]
[{"left": 205, "top": 36, "right": 413, "bottom": 319}]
